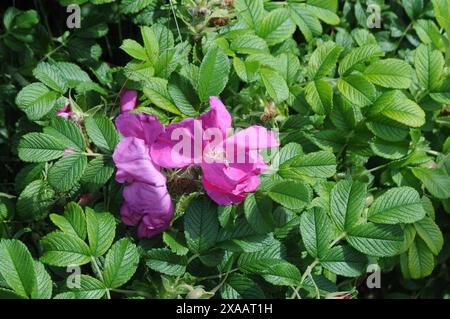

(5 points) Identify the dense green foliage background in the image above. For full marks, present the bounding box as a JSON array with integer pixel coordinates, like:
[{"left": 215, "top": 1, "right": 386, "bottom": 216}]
[{"left": 1, "top": 0, "right": 450, "bottom": 299}]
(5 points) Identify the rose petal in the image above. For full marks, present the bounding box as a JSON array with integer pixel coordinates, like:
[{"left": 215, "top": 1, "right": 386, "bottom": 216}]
[
  {"left": 120, "top": 90, "right": 138, "bottom": 113},
  {"left": 115, "top": 113, "right": 164, "bottom": 146},
  {"left": 113, "top": 137, "right": 166, "bottom": 186}
]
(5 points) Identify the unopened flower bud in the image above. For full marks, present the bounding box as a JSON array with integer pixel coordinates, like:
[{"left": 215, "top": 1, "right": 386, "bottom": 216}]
[{"left": 186, "top": 287, "right": 207, "bottom": 299}]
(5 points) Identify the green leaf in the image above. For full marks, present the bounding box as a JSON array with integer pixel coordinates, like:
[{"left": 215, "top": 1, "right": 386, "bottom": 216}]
[
  {"left": 321, "top": 245, "right": 368, "bottom": 277},
  {"left": 167, "top": 74, "right": 199, "bottom": 117},
  {"left": 306, "top": 0, "right": 339, "bottom": 25},
  {"left": 233, "top": 57, "right": 260, "bottom": 83},
  {"left": 16, "top": 180, "right": 55, "bottom": 221},
  {"left": 414, "top": 217, "right": 444, "bottom": 255},
  {"left": 338, "top": 44, "right": 384, "bottom": 76},
  {"left": 288, "top": 4, "right": 322, "bottom": 42},
  {"left": 234, "top": 57, "right": 259, "bottom": 82},
  {"left": 184, "top": 197, "right": 219, "bottom": 254},
  {"left": 235, "top": 0, "right": 264, "bottom": 29},
  {"left": 85, "top": 115, "right": 120, "bottom": 153},
  {"left": 259, "top": 260, "right": 301, "bottom": 286},
  {"left": 237, "top": 241, "right": 283, "bottom": 271},
  {"left": 140, "top": 25, "right": 159, "bottom": 62},
  {"left": 221, "top": 273, "right": 265, "bottom": 299},
  {"left": 411, "top": 167, "right": 450, "bottom": 199},
  {"left": 413, "top": 20, "right": 445, "bottom": 50},
  {"left": 330, "top": 180, "right": 366, "bottom": 232},
  {"left": 40, "top": 232, "right": 91, "bottom": 266},
  {"left": 369, "top": 137, "right": 409, "bottom": 159},
  {"left": 119, "top": 0, "right": 155, "bottom": 14},
  {"left": 48, "top": 152, "right": 88, "bottom": 192},
  {"left": 346, "top": 223, "right": 404, "bottom": 257},
  {"left": 217, "top": 220, "right": 276, "bottom": 252},
  {"left": 198, "top": 46, "right": 230, "bottom": 102},
  {"left": 366, "top": 119, "right": 409, "bottom": 142},
  {"left": 369, "top": 90, "right": 425, "bottom": 127},
  {"left": 86, "top": 208, "right": 116, "bottom": 257},
  {"left": 337, "top": 74, "right": 376, "bottom": 107},
  {"left": 279, "top": 151, "right": 336, "bottom": 179},
  {"left": 257, "top": 9, "right": 296, "bottom": 46},
  {"left": 364, "top": 59, "right": 413, "bottom": 89},
  {"left": 230, "top": 35, "right": 269, "bottom": 55},
  {"left": 53, "top": 62, "right": 92, "bottom": 88},
  {"left": 368, "top": 187, "right": 426, "bottom": 224},
  {"left": 307, "top": 41, "right": 343, "bottom": 79},
  {"left": 14, "top": 163, "right": 45, "bottom": 193},
  {"left": 432, "top": 0, "right": 450, "bottom": 33},
  {"left": 407, "top": 237, "right": 435, "bottom": 279},
  {"left": 18, "top": 133, "right": 66, "bottom": 162},
  {"left": 163, "top": 231, "right": 189, "bottom": 256},
  {"left": 33, "top": 62, "right": 67, "bottom": 94},
  {"left": 260, "top": 67, "right": 289, "bottom": 104},
  {"left": 268, "top": 181, "right": 311, "bottom": 211},
  {"left": 414, "top": 44, "right": 444, "bottom": 91},
  {"left": 80, "top": 156, "right": 115, "bottom": 192},
  {"left": 244, "top": 193, "right": 274, "bottom": 234},
  {"left": 44, "top": 117, "right": 86, "bottom": 151},
  {"left": 31, "top": 261, "right": 52, "bottom": 299},
  {"left": 0, "top": 239, "right": 36, "bottom": 298},
  {"left": 143, "top": 77, "right": 181, "bottom": 115},
  {"left": 305, "top": 80, "right": 333, "bottom": 114},
  {"left": 69, "top": 275, "right": 107, "bottom": 299},
  {"left": 103, "top": 239, "right": 139, "bottom": 288},
  {"left": 146, "top": 248, "right": 187, "bottom": 276},
  {"left": 300, "top": 207, "right": 332, "bottom": 259},
  {"left": 50, "top": 202, "right": 87, "bottom": 240},
  {"left": 15, "top": 83, "right": 59, "bottom": 120},
  {"left": 120, "top": 39, "right": 147, "bottom": 60}
]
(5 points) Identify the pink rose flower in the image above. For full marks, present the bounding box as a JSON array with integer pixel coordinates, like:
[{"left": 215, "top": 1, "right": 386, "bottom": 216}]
[
  {"left": 112, "top": 112, "right": 173, "bottom": 238},
  {"left": 120, "top": 90, "right": 138, "bottom": 113},
  {"left": 151, "top": 97, "right": 279, "bottom": 205}
]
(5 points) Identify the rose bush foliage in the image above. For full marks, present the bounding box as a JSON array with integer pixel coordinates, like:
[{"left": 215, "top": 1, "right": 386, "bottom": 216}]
[{"left": 1, "top": 0, "right": 450, "bottom": 299}]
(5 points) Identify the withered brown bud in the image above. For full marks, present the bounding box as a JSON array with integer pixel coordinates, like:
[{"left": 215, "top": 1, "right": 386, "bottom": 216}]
[
  {"left": 208, "top": 17, "right": 230, "bottom": 27},
  {"left": 441, "top": 106, "right": 450, "bottom": 116},
  {"left": 168, "top": 177, "right": 198, "bottom": 196},
  {"left": 221, "top": 0, "right": 234, "bottom": 9},
  {"left": 192, "top": 34, "right": 203, "bottom": 43},
  {"left": 198, "top": 7, "right": 211, "bottom": 16},
  {"left": 260, "top": 99, "right": 277, "bottom": 122}
]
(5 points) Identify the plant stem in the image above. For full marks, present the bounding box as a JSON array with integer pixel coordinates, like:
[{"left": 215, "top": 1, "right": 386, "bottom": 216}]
[
  {"left": 111, "top": 288, "right": 152, "bottom": 298},
  {"left": 290, "top": 259, "right": 319, "bottom": 299},
  {"left": 81, "top": 152, "right": 105, "bottom": 157},
  {"left": 91, "top": 256, "right": 111, "bottom": 299},
  {"left": 329, "top": 233, "right": 346, "bottom": 248}
]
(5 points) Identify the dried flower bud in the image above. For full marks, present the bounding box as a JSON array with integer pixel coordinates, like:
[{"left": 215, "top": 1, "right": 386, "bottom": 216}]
[
  {"left": 365, "top": 194, "right": 374, "bottom": 207},
  {"left": 209, "top": 16, "right": 229, "bottom": 27},
  {"left": 186, "top": 287, "right": 207, "bottom": 299},
  {"left": 198, "top": 7, "right": 211, "bottom": 16},
  {"left": 168, "top": 177, "right": 198, "bottom": 196},
  {"left": 260, "top": 99, "right": 277, "bottom": 122},
  {"left": 221, "top": 0, "right": 234, "bottom": 9}
]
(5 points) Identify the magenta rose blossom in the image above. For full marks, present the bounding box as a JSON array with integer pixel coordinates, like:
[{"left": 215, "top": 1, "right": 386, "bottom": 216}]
[
  {"left": 120, "top": 90, "right": 138, "bottom": 113},
  {"left": 113, "top": 112, "right": 173, "bottom": 238},
  {"left": 151, "top": 97, "right": 279, "bottom": 205}
]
